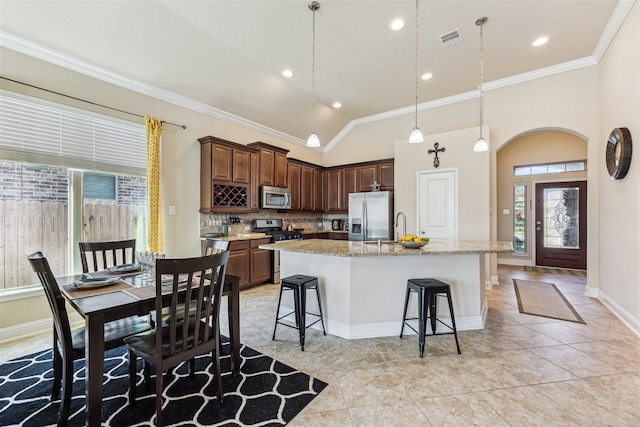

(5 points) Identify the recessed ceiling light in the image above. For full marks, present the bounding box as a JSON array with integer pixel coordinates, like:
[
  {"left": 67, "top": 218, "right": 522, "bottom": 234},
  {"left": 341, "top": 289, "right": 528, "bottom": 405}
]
[
  {"left": 389, "top": 18, "right": 405, "bottom": 31},
  {"left": 532, "top": 36, "right": 549, "bottom": 47},
  {"left": 282, "top": 69, "right": 294, "bottom": 78},
  {"left": 421, "top": 72, "right": 433, "bottom": 80},
  {"left": 332, "top": 102, "right": 342, "bottom": 109}
]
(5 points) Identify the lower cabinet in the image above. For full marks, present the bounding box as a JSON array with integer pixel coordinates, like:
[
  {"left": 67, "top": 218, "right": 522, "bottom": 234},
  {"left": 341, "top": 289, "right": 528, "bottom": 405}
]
[
  {"left": 250, "top": 238, "right": 272, "bottom": 285},
  {"left": 328, "top": 232, "right": 348, "bottom": 240},
  {"left": 227, "top": 240, "right": 250, "bottom": 289},
  {"left": 227, "top": 238, "right": 272, "bottom": 290}
]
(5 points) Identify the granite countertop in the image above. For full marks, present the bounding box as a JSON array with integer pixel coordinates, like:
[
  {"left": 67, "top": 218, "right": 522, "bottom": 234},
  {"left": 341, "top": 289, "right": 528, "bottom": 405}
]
[
  {"left": 259, "top": 238, "right": 513, "bottom": 257},
  {"left": 200, "top": 233, "right": 270, "bottom": 242},
  {"left": 301, "top": 229, "right": 348, "bottom": 234},
  {"left": 201, "top": 229, "right": 348, "bottom": 242}
]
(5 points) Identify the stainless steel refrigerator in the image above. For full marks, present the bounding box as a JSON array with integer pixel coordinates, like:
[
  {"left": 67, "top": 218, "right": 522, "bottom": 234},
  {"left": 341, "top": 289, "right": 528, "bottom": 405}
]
[{"left": 348, "top": 191, "right": 394, "bottom": 241}]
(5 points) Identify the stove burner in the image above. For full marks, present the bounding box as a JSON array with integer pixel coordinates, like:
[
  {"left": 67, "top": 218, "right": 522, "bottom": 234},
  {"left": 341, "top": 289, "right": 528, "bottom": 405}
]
[
  {"left": 252, "top": 219, "right": 302, "bottom": 242},
  {"left": 269, "top": 230, "right": 303, "bottom": 242}
]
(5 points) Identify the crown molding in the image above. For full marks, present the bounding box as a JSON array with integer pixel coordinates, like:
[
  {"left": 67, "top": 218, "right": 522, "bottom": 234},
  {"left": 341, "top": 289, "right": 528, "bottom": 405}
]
[
  {"left": 592, "top": 0, "right": 636, "bottom": 62},
  {"left": 0, "top": 31, "right": 305, "bottom": 147},
  {"left": 2, "top": 0, "right": 632, "bottom": 155}
]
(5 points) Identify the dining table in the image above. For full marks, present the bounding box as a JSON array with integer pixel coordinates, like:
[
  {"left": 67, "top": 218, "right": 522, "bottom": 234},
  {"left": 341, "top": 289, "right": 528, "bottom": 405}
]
[{"left": 57, "top": 268, "right": 241, "bottom": 427}]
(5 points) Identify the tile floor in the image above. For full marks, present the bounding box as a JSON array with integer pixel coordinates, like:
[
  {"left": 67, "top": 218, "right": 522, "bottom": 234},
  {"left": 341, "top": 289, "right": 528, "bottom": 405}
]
[{"left": 2, "top": 265, "right": 639, "bottom": 426}]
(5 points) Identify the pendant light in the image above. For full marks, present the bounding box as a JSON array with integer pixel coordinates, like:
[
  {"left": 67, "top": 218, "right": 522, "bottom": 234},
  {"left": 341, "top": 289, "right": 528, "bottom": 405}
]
[
  {"left": 474, "top": 17, "right": 489, "bottom": 152},
  {"left": 408, "top": 0, "right": 423, "bottom": 143},
  {"left": 306, "top": 1, "right": 321, "bottom": 148}
]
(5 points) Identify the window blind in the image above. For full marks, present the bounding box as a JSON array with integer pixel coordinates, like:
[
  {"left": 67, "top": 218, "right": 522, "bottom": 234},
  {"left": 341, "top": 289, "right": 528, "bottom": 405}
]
[{"left": 0, "top": 89, "right": 146, "bottom": 176}]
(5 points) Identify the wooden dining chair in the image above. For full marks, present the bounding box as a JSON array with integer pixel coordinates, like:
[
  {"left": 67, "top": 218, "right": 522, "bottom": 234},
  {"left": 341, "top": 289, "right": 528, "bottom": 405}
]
[
  {"left": 202, "top": 238, "right": 229, "bottom": 256},
  {"left": 78, "top": 239, "right": 136, "bottom": 273},
  {"left": 125, "top": 251, "right": 230, "bottom": 427},
  {"left": 27, "top": 251, "right": 152, "bottom": 427}
]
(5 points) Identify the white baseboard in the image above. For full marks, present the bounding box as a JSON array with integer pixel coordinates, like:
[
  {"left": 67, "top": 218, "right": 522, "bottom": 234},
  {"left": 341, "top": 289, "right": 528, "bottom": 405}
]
[
  {"left": 0, "top": 312, "right": 83, "bottom": 344},
  {"left": 598, "top": 290, "right": 640, "bottom": 337},
  {"left": 0, "top": 318, "right": 51, "bottom": 343},
  {"left": 497, "top": 258, "right": 534, "bottom": 266}
]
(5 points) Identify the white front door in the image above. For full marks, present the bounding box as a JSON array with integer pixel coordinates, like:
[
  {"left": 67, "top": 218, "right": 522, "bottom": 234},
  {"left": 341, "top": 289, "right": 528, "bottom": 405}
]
[{"left": 417, "top": 169, "right": 457, "bottom": 239}]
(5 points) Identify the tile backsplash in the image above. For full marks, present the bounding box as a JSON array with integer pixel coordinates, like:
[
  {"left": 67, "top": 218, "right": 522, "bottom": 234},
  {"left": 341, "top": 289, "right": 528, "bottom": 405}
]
[{"left": 200, "top": 211, "right": 348, "bottom": 236}]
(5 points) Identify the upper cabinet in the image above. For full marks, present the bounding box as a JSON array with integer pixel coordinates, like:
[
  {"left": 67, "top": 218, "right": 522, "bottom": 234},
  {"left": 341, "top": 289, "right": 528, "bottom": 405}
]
[
  {"left": 325, "top": 168, "right": 343, "bottom": 212},
  {"left": 358, "top": 159, "right": 394, "bottom": 192},
  {"left": 200, "top": 135, "right": 393, "bottom": 214},
  {"left": 247, "top": 142, "right": 289, "bottom": 188},
  {"left": 199, "top": 136, "right": 258, "bottom": 213},
  {"left": 325, "top": 159, "right": 395, "bottom": 213},
  {"left": 288, "top": 158, "right": 323, "bottom": 212}
]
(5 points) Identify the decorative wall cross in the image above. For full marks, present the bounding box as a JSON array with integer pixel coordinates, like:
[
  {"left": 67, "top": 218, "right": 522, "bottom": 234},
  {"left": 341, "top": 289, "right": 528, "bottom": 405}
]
[{"left": 428, "top": 142, "right": 446, "bottom": 168}]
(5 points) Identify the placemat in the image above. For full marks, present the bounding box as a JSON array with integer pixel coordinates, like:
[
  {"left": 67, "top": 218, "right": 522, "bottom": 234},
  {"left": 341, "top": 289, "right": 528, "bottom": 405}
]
[{"left": 61, "top": 280, "right": 134, "bottom": 300}]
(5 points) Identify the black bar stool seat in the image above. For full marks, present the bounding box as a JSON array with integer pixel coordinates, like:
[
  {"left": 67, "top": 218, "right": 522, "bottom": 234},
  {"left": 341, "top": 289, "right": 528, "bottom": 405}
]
[
  {"left": 273, "top": 274, "right": 326, "bottom": 351},
  {"left": 400, "top": 278, "right": 461, "bottom": 357}
]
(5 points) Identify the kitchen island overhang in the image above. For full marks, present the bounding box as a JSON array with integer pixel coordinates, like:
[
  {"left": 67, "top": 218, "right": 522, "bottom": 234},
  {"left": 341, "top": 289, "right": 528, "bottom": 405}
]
[{"left": 260, "top": 239, "right": 513, "bottom": 340}]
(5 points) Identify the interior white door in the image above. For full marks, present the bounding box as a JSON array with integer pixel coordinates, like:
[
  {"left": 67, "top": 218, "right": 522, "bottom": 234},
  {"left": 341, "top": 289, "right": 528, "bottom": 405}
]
[{"left": 417, "top": 169, "right": 457, "bottom": 239}]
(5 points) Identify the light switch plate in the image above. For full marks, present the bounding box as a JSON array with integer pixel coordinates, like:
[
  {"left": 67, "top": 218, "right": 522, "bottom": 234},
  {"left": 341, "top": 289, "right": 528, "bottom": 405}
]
[
  {"left": 502, "top": 209, "right": 509, "bottom": 215},
  {"left": 169, "top": 205, "right": 176, "bottom": 215}
]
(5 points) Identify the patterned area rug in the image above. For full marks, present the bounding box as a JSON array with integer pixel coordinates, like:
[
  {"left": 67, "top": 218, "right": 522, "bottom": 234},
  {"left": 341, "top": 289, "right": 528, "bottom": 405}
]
[
  {"left": 513, "top": 279, "right": 586, "bottom": 324},
  {"left": 0, "top": 341, "right": 326, "bottom": 426}
]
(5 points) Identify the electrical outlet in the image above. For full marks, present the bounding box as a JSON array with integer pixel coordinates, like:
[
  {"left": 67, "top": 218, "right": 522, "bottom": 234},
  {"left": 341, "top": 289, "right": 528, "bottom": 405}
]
[
  {"left": 244, "top": 225, "right": 250, "bottom": 231},
  {"left": 485, "top": 281, "right": 492, "bottom": 290}
]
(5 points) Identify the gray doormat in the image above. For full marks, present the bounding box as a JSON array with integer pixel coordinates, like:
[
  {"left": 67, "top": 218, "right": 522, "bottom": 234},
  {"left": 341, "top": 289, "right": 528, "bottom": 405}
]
[{"left": 513, "top": 279, "right": 586, "bottom": 324}]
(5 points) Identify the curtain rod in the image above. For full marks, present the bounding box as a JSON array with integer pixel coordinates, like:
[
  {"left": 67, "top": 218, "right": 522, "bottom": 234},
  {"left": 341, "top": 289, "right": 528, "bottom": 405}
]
[{"left": 1, "top": 76, "right": 187, "bottom": 129}]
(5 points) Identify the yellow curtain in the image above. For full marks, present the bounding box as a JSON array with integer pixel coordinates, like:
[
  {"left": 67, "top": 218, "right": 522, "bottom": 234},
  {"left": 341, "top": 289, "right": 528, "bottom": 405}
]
[{"left": 145, "top": 116, "right": 163, "bottom": 253}]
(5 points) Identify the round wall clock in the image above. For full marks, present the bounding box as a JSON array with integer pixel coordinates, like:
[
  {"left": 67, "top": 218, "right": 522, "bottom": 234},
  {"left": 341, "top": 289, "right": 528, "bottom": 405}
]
[{"left": 605, "top": 127, "right": 632, "bottom": 179}]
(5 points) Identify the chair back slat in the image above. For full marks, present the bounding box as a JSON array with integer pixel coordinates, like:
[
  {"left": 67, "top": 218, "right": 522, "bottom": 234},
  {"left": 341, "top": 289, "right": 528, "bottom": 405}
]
[
  {"left": 154, "top": 252, "right": 229, "bottom": 358},
  {"left": 202, "top": 239, "right": 229, "bottom": 256},
  {"left": 27, "top": 252, "right": 73, "bottom": 354},
  {"left": 79, "top": 239, "right": 136, "bottom": 273}
]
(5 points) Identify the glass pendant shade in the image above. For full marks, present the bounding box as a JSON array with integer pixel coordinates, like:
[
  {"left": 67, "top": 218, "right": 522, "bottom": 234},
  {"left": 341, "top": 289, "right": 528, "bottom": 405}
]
[
  {"left": 307, "top": 132, "right": 320, "bottom": 147},
  {"left": 409, "top": 127, "right": 424, "bottom": 144},
  {"left": 473, "top": 136, "right": 488, "bottom": 152}
]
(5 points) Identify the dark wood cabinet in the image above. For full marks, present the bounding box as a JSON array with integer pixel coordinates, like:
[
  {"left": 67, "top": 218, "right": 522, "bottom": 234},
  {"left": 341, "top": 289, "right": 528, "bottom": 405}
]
[
  {"left": 201, "top": 135, "right": 393, "bottom": 214},
  {"left": 288, "top": 158, "right": 323, "bottom": 212},
  {"left": 274, "top": 151, "right": 288, "bottom": 188},
  {"left": 250, "top": 238, "right": 272, "bottom": 285},
  {"left": 325, "top": 168, "right": 343, "bottom": 212},
  {"left": 343, "top": 166, "right": 358, "bottom": 209},
  {"left": 300, "top": 165, "right": 314, "bottom": 211},
  {"left": 232, "top": 149, "right": 251, "bottom": 184},
  {"left": 328, "top": 232, "right": 348, "bottom": 240},
  {"left": 313, "top": 168, "right": 324, "bottom": 211},
  {"left": 211, "top": 144, "right": 233, "bottom": 182},
  {"left": 378, "top": 160, "right": 394, "bottom": 190},
  {"left": 227, "top": 238, "right": 272, "bottom": 290},
  {"left": 199, "top": 136, "right": 258, "bottom": 213},
  {"left": 247, "top": 142, "right": 289, "bottom": 188},
  {"left": 249, "top": 152, "right": 260, "bottom": 210},
  {"left": 358, "top": 164, "right": 377, "bottom": 192},
  {"left": 287, "top": 161, "right": 301, "bottom": 210},
  {"left": 357, "top": 159, "right": 394, "bottom": 192},
  {"left": 227, "top": 240, "right": 250, "bottom": 289}
]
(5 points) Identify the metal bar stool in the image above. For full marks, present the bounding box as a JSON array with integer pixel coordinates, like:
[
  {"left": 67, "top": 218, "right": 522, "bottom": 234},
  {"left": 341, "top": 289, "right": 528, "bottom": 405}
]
[
  {"left": 273, "top": 274, "right": 326, "bottom": 350},
  {"left": 400, "top": 278, "right": 461, "bottom": 357}
]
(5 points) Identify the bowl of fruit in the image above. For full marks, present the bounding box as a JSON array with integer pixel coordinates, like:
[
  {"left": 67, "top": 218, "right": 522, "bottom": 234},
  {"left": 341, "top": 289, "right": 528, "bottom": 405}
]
[{"left": 398, "top": 234, "right": 429, "bottom": 249}]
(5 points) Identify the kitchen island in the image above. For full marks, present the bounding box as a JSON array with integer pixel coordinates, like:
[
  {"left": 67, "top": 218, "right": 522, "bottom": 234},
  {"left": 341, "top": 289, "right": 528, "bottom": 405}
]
[{"left": 259, "top": 239, "right": 513, "bottom": 339}]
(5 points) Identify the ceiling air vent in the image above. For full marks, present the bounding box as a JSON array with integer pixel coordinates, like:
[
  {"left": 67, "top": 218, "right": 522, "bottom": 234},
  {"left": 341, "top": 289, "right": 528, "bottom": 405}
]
[{"left": 439, "top": 29, "right": 462, "bottom": 47}]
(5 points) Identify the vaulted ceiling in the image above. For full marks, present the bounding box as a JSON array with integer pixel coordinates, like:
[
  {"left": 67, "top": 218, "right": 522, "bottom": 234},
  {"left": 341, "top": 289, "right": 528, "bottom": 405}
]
[{"left": 0, "top": 1, "right": 629, "bottom": 148}]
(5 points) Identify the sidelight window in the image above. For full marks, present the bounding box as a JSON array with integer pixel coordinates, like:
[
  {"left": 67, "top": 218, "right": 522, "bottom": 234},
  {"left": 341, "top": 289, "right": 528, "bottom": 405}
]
[{"left": 513, "top": 184, "right": 526, "bottom": 253}]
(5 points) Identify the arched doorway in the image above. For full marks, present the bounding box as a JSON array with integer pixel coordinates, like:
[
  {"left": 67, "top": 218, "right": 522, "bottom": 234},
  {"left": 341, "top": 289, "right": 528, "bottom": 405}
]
[{"left": 496, "top": 130, "right": 588, "bottom": 270}]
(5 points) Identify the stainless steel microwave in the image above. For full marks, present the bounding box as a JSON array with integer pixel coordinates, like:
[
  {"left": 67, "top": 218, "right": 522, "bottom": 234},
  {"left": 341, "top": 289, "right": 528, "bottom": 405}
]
[{"left": 261, "top": 186, "right": 291, "bottom": 209}]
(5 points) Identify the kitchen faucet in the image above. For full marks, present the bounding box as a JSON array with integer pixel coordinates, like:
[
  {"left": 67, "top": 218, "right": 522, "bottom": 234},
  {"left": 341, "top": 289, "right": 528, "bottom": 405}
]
[{"left": 394, "top": 211, "right": 406, "bottom": 240}]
